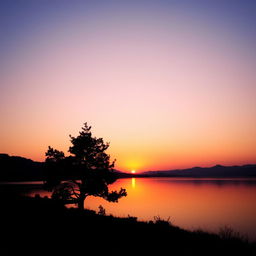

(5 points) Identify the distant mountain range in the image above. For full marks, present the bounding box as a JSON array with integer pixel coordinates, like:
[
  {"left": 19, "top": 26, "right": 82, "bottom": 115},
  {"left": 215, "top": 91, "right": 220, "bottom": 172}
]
[
  {"left": 1, "top": 153, "right": 256, "bottom": 181},
  {"left": 139, "top": 164, "right": 256, "bottom": 178}
]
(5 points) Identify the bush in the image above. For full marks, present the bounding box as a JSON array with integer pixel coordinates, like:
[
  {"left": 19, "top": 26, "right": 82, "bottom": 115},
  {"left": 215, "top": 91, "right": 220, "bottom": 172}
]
[
  {"left": 153, "top": 215, "right": 172, "bottom": 226},
  {"left": 98, "top": 205, "right": 106, "bottom": 216},
  {"left": 218, "top": 226, "right": 248, "bottom": 242}
]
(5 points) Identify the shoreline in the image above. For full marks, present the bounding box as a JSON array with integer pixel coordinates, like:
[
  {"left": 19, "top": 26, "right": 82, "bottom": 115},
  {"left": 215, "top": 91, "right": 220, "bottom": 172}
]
[{"left": 1, "top": 195, "right": 256, "bottom": 255}]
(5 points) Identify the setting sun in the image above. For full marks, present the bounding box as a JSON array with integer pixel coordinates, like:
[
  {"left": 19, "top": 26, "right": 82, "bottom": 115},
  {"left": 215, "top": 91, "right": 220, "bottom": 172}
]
[{"left": 131, "top": 170, "right": 136, "bottom": 174}]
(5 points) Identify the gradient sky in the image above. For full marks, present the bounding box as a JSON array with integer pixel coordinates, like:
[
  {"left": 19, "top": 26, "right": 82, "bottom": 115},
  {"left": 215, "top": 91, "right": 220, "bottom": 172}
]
[{"left": 1, "top": 0, "right": 256, "bottom": 172}]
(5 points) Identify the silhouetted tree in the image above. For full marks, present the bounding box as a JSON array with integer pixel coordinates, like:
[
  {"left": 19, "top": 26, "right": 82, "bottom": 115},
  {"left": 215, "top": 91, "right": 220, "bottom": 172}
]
[{"left": 44, "top": 123, "right": 127, "bottom": 210}]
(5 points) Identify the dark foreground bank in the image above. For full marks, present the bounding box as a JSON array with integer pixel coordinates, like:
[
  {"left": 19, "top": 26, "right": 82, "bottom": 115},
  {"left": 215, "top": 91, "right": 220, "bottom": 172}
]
[{"left": 1, "top": 194, "right": 255, "bottom": 256}]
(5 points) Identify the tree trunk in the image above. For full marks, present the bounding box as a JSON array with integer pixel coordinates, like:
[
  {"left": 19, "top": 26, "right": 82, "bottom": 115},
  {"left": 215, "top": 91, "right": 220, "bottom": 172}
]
[{"left": 78, "top": 193, "right": 85, "bottom": 211}]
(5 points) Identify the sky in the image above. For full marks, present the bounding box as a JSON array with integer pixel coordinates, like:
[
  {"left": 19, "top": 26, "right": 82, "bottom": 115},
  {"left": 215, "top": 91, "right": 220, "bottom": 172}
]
[{"left": 0, "top": 0, "right": 256, "bottom": 172}]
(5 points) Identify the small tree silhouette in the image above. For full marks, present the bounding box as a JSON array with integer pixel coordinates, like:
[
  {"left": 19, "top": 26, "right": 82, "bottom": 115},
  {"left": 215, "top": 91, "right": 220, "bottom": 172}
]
[{"left": 44, "top": 123, "right": 127, "bottom": 210}]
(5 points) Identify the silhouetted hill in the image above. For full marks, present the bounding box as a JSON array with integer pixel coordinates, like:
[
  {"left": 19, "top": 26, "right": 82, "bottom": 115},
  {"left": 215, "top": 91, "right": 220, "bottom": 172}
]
[
  {"left": 141, "top": 164, "right": 256, "bottom": 178},
  {"left": 1, "top": 153, "right": 256, "bottom": 180},
  {"left": 0, "top": 154, "right": 44, "bottom": 181}
]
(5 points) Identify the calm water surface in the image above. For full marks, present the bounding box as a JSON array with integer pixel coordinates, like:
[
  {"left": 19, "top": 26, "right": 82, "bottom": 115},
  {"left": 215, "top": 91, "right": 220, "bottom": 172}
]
[{"left": 7, "top": 177, "right": 256, "bottom": 241}]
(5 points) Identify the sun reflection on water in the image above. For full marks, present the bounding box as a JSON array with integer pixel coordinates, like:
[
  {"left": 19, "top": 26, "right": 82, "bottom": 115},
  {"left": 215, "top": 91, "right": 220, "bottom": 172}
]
[{"left": 131, "top": 178, "right": 136, "bottom": 188}]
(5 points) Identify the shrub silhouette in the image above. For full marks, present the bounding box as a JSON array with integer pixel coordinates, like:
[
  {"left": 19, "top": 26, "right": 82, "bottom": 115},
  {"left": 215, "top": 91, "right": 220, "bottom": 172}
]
[
  {"left": 154, "top": 215, "right": 172, "bottom": 226},
  {"left": 98, "top": 205, "right": 106, "bottom": 216},
  {"left": 44, "top": 123, "right": 127, "bottom": 210},
  {"left": 218, "top": 226, "right": 248, "bottom": 242}
]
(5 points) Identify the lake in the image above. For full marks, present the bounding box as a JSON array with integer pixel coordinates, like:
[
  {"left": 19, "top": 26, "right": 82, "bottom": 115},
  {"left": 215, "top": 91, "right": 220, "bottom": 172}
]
[{"left": 3, "top": 177, "right": 256, "bottom": 241}]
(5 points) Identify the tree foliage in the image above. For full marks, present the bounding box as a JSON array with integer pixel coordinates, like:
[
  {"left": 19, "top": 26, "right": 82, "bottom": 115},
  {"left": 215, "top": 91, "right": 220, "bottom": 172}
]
[{"left": 44, "top": 123, "right": 127, "bottom": 210}]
